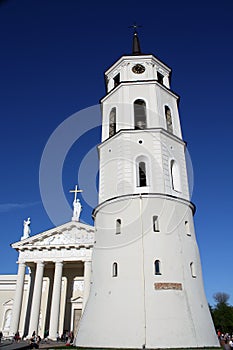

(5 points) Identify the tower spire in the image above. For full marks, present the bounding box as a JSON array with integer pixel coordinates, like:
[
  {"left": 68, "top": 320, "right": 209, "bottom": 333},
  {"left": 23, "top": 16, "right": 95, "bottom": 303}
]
[{"left": 129, "top": 23, "right": 142, "bottom": 55}]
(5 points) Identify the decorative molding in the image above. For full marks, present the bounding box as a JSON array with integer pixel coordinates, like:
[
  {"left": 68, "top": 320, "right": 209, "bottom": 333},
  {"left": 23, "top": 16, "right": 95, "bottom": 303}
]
[{"left": 18, "top": 246, "right": 93, "bottom": 262}]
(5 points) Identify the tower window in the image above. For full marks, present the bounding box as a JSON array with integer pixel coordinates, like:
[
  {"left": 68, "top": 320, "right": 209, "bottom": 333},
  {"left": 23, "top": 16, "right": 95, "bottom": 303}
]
[
  {"left": 154, "top": 260, "right": 161, "bottom": 275},
  {"left": 116, "top": 219, "right": 121, "bottom": 235},
  {"left": 165, "top": 106, "right": 173, "bottom": 133},
  {"left": 136, "top": 156, "right": 149, "bottom": 188},
  {"left": 113, "top": 73, "right": 120, "bottom": 87},
  {"left": 190, "top": 262, "right": 196, "bottom": 278},
  {"left": 157, "top": 72, "right": 164, "bottom": 84},
  {"left": 138, "top": 161, "right": 147, "bottom": 187},
  {"left": 109, "top": 107, "right": 116, "bottom": 138},
  {"left": 134, "top": 99, "right": 147, "bottom": 130},
  {"left": 153, "top": 216, "right": 159, "bottom": 232},
  {"left": 170, "top": 160, "right": 181, "bottom": 192},
  {"left": 112, "top": 262, "right": 118, "bottom": 277},
  {"left": 185, "top": 221, "right": 191, "bottom": 236}
]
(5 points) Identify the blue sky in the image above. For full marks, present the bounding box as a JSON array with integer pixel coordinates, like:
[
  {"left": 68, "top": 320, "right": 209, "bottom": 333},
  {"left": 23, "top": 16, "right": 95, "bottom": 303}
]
[{"left": 0, "top": 0, "right": 232, "bottom": 306}]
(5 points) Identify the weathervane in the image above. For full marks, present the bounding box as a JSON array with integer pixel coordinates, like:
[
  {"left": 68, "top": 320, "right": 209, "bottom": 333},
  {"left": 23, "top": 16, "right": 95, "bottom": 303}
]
[
  {"left": 69, "top": 185, "right": 83, "bottom": 221},
  {"left": 128, "top": 22, "right": 142, "bottom": 33}
]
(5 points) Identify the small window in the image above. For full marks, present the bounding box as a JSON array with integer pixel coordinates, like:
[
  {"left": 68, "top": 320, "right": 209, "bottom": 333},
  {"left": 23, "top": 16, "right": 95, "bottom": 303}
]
[
  {"left": 153, "top": 216, "right": 159, "bottom": 232},
  {"left": 109, "top": 107, "right": 116, "bottom": 138},
  {"left": 113, "top": 73, "right": 120, "bottom": 87},
  {"left": 171, "top": 160, "right": 181, "bottom": 192},
  {"left": 185, "top": 221, "right": 191, "bottom": 236},
  {"left": 138, "top": 161, "right": 147, "bottom": 187},
  {"left": 154, "top": 260, "right": 161, "bottom": 275},
  {"left": 116, "top": 219, "right": 121, "bottom": 235},
  {"left": 165, "top": 106, "right": 173, "bottom": 133},
  {"left": 190, "top": 262, "right": 196, "bottom": 278},
  {"left": 157, "top": 72, "right": 164, "bottom": 84},
  {"left": 112, "top": 262, "right": 118, "bottom": 277}
]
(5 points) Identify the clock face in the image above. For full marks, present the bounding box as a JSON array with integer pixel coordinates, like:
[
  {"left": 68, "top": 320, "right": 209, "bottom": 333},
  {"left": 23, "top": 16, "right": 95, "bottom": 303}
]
[{"left": 132, "top": 64, "right": 145, "bottom": 74}]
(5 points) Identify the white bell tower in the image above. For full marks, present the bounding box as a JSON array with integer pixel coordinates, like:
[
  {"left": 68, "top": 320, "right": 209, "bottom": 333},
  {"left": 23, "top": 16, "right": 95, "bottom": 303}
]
[{"left": 76, "top": 31, "right": 219, "bottom": 349}]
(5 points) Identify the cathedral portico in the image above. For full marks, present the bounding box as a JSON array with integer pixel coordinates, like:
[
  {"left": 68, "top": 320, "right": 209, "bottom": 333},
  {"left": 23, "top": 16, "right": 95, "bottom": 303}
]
[{"left": 8, "top": 220, "right": 94, "bottom": 339}]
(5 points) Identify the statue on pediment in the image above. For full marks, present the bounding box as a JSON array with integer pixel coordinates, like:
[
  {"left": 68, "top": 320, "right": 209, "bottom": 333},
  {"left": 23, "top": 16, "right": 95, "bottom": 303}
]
[
  {"left": 21, "top": 217, "right": 31, "bottom": 240},
  {"left": 73, "top": 198, "right": 82, "bottom": 221},
  {"left": 70, "top": 185, "right": 83, "bottom": 221}
]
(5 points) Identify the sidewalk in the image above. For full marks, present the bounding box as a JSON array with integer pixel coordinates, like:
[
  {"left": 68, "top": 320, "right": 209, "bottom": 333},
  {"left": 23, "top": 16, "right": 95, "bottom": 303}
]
[
  {"left": 38, "top": 340, "right": 69, "bottom": 348},
  {"left": 0, "top": 340, "right": 29, "bottom": 349},
  {"left": 0, "top": 339, "right": 69, "bottom": 349}
]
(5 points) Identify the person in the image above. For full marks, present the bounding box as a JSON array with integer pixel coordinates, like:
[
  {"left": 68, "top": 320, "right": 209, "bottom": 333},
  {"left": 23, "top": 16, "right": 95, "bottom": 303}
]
[
  {"left": 14, "top": 331, "right": 20, "bottom": 342},
  {"left": 0, "top": 331, "right": 3, "bottom": 343},
  {"left": 229, "top": 338, "right": 233, "bottom": 348},
  {"left": 69, "top": 331, "right": 74, "bottom": 343},
  {"left": 29, "top": 333, "right": 40, "bottom": 349}
]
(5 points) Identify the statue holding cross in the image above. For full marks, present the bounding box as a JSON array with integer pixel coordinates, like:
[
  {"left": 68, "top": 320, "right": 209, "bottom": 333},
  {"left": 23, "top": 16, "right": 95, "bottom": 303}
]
[{"left": 69, "top": 185, "right": 83, "bottom": 221}]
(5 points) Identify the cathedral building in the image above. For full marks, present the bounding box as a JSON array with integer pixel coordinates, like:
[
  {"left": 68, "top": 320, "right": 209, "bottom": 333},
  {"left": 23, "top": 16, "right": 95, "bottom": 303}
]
[
  {"left": 0, "top": 32, "right": 219, "bottom": 348},
  {"left": 0, "top": 217, "right": 94, "bottom": 340}
]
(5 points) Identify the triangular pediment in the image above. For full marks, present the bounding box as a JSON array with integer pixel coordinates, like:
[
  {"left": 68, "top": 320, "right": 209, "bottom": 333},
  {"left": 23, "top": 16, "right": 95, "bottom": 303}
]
[{"left": 11, "top": 221, "right": 94, "bottom": 251}]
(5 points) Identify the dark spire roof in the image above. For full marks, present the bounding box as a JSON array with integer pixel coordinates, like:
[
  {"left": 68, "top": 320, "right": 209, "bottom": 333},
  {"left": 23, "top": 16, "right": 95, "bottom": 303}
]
[{"left": 132, "top": 30, "right": 141, "bottom": 55}]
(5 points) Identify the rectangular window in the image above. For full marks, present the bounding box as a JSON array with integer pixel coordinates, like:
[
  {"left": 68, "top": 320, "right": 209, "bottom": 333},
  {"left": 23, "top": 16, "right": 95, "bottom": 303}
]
[
  {"left": 190, "top": 262, "right": 196, "bottom": 278},
  {"left": 157, "top": 72, "right": 164, "bottom": 84},
  {"left": 113, "top": 262, "right": 118, "bottom": 277},
  {"left": 138, "top": 162, "right": 147, "bottom": 187},
  {"left": 153, "top": 215, "right": 159, "bottom": 232},
  {"left": 113, "top": 73, "right": 120, "bottom": 87},
  {"left": 185, "top": 221, "right": 191, "bottom": 236},
  {"left": 116, "top": 219, "right": 121, "bottom": 234}
]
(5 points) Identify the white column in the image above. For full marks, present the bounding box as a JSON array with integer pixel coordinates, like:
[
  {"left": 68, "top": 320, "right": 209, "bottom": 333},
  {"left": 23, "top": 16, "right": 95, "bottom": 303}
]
[
  {"left": 28, "top": 261, "right": 45, "bottom": 337},
  {"left": 48, "top": 261, "right": 63, "bottom": 340},
  {"left": 82, "top": 261, "right": 92, "bottom": 313},
  {"left": 10, "top": 262, "right": 26, "bottom": 336}
]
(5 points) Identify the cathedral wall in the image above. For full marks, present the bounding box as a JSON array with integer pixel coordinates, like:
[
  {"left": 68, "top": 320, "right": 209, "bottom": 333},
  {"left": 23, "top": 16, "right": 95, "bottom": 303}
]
[{"left": 0, "top": 275, "right": 29, "bottom": 337}]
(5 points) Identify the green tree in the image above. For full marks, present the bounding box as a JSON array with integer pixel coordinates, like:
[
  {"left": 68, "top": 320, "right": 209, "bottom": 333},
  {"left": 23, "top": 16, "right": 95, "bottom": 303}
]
[{"left": 211, "top": 292, "right": 233, "bottom": 333}]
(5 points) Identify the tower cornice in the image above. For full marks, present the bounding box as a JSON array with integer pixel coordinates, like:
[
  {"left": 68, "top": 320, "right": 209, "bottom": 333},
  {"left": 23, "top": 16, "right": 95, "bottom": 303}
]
[
  {"left": 97, "top": 127, "right": 186, "bottom": 152},
  {"left": 100, "top": 79, "right": 179, "bottom": 103},
  {"left": 92, "top": 193, "right": 196, "bottom": 219},
  {"left": 104, "top": 54, "right": 171, "bottom": 76}
]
